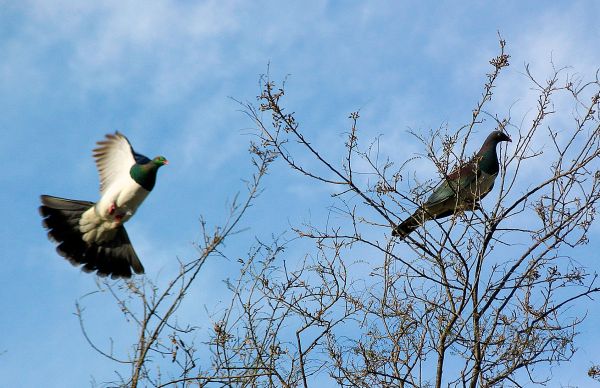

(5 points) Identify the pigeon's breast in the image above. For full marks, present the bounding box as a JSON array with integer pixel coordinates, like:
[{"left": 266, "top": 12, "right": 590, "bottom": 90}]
[
  {"left": 114, "top": 180, "right": 150, "bottom": 222},
  {"left": 480, "top": 171, "right": 497, "bottom": 190},
  {"left": 469, "top": 171, "right": 497, "bottom": 199},
  {"left": 96, "top": 178, "right": 150, "bottom": 223}
]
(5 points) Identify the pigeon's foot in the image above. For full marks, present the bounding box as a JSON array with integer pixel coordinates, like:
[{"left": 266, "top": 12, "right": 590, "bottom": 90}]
[{"left": 108, "top": 202, "right": 116, "bottom": 215}]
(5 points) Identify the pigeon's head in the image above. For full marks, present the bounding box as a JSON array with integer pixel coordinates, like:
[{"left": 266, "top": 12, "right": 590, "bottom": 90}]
[
  {"left": 490, "top": 130, "right": 512, "bottom": 144},
  {"left": 152, "top": 156, "right": 169, "bottom": 167}
]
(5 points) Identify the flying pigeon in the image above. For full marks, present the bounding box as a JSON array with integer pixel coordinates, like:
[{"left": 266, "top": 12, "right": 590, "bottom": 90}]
[
  {"left": 39, "top": 132, "right": 168, "bottom": 278},
  {"left": 392, "top": 130, "right": 511, "bottom": 239}
]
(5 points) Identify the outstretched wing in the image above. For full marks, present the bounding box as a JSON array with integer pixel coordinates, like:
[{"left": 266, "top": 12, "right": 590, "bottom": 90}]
[
  {"left": 93, "top": 132, "right": 148, "bottom": 193},
  {"left": 133, "top": 150, "right": 151, "bottom": 164}
]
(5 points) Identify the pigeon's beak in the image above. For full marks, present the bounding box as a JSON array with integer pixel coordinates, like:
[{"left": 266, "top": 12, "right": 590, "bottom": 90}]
[{"left": 163, "top": 159, "right": 169, "bottom": 165}]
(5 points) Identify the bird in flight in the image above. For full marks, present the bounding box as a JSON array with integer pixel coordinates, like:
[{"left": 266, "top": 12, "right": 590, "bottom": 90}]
[
  {"left": 392, "top": 131, "right": 511, "bottom": 239},
  {"left": 40, "top": 132, "right": 168, "bottom": 278}
]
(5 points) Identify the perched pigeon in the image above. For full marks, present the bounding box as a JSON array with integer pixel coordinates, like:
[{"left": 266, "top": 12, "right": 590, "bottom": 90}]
[
  {"left": 40, "top": 132, "right": 168, "bottom": 278},
  {"left": 392, "top": 131, "right": 511, "bottom": 239}
]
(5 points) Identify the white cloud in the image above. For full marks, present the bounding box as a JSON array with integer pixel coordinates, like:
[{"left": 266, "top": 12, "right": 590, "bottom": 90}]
[{"left": 6, "top": 0, "right": 242, "bottom": 101}]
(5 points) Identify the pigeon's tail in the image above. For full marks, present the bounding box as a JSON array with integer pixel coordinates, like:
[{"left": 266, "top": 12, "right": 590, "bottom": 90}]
[
  {"left": 392, "top": 209, "right": 427, "bottom": 239},
  {"left": 39, "top": 195, "right": 144, "bottom": 278}
]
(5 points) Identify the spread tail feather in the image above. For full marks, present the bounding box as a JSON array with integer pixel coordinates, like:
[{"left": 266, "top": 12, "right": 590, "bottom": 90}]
[{"left": 39, "top": 195, "right": 144, "bottom": 278}]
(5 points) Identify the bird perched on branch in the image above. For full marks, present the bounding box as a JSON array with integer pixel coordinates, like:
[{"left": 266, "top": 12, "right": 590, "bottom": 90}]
[
  {"left": 392, "top": 130, "right": 511, "bottom": 239},
  {"left": 40, "top": 132, "right": 168, "bottom": 278}
]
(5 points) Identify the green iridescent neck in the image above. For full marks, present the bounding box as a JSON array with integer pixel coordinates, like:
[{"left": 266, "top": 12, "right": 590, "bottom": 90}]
[
  {"left": 130, "top": 163, "right": 160, "bottom": 191},
  {"left": 478, "top": 142, "right": 500, "bottom": 175}
]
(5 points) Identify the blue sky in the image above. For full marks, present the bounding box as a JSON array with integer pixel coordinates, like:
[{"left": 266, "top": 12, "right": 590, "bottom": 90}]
[{"left": 1, "top": 1, "right": 600, "bottom": 386}]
